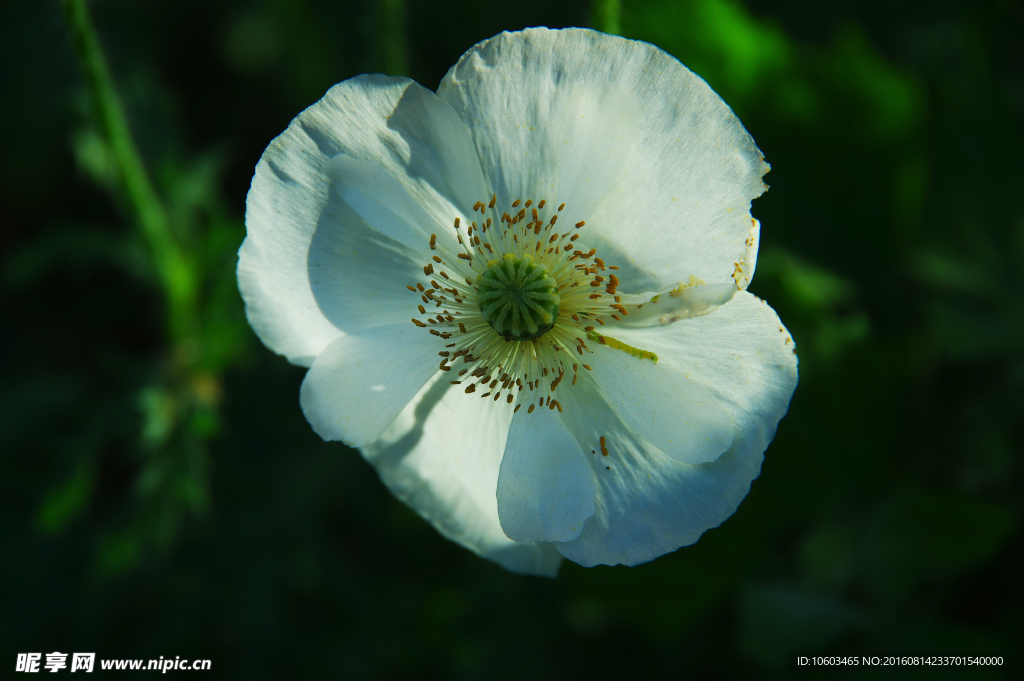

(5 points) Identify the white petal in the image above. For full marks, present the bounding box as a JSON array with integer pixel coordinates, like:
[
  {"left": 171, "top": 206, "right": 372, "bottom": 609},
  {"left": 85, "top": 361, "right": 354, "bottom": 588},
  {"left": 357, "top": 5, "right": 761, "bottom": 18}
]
[
  {"left": 587, "top": 342, "right": 734, "bottom": 464},
  {"left": 299, "top": 323, "right": 439, "bottom": 447},
  {"left": 240, "top": 75, "right": 487, "bottom": 366},
  {"left": 551, "top": 378, "right": 749, "bottom": 568},
  {"left": 328, "top": 154, "right": 445, "bottom": 253},
  {"left": 441, "top": 28, "right": 767, "bottom": 293},
  {"left": 439, "top": 32, "right": 642, "bottom": 229},
  {"left": 611, "top": 292, "right": 799, "bottom": 431},
  {"left": 497, "top": 406, "right": 597, "bottom": 543},
  {"left": 361, "top": 374, "right": 564, "bottom": 577},
  {"left": 617, "top": 281, "right": 739, "bottom": 328},
  {"left": 553, "top": 293, "right": 797, "bottom": 567}
]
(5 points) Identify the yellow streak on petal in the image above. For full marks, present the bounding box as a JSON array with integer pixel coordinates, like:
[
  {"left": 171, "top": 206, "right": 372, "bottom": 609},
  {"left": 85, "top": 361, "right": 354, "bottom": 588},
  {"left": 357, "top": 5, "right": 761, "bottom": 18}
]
[{"left": 585, "top": 331, "right": 658, "bottom": 363}]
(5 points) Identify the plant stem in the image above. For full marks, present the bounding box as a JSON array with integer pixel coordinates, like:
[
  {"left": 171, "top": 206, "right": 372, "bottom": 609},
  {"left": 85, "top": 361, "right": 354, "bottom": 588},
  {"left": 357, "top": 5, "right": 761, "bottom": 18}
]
[
  {"left": 60, "top": 0, "right": 196, "bottom": 340},
  {"left": 379, "top": 0, "right": 409, "bottom": 76},
  {"left": 592, "top": 0, "right": 622, "bottom": 35}
]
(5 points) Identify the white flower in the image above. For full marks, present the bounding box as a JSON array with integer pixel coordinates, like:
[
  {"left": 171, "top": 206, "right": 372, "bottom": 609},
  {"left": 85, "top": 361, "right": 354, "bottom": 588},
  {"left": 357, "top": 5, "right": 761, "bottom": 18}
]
[{"left": 239, "top": 27, "right": 798, "bottom": 576}]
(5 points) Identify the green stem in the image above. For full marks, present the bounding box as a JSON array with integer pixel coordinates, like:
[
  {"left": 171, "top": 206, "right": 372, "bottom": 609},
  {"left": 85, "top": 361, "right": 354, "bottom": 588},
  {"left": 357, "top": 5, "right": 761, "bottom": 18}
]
[
  {"left": 61, "top": 0, "right": 196, "bottom": 340},
  {"left": 379, "top": 0, "right": 408, "bottom": 76},
  {"left": 592, "top": 0, "right": 622, "bottom": 35}
]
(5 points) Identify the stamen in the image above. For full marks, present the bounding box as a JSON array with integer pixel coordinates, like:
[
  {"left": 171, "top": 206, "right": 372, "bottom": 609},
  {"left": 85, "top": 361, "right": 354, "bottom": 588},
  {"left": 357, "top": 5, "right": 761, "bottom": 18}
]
[{"left": 406, "top": 196, "right": 641, "bottom": 413}]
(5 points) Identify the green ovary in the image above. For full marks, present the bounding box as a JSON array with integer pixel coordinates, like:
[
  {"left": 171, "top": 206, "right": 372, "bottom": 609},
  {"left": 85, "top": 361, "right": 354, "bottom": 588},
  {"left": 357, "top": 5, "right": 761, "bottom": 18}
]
[{"left": 477, "top": 254, "right": 561, "bottom": 341}]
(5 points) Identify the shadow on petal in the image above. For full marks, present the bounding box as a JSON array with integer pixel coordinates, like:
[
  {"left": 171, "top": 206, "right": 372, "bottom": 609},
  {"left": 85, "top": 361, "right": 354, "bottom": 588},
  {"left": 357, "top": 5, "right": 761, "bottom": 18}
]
[
  {"left": 370, "top": 375, "right": 453, "bottom": 468},
  {"left": 385, "top": 84, "right": 488, "bottom": 222},
  {"left": 307, "top": 194, "right": 423, "bottom": 335}
]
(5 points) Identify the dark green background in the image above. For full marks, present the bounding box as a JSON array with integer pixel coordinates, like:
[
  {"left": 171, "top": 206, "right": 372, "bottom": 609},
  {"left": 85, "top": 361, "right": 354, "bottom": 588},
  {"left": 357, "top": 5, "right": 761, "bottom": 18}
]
[{"left": 2, "top": 0, "right": 1020, "bottom": 677}]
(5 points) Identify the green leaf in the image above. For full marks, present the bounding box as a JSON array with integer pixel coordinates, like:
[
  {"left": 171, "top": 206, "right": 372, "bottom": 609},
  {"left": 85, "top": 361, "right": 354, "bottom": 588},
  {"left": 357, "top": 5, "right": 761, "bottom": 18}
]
[{"left": 35, "top": 462, "right": 95, "bottom": 534}]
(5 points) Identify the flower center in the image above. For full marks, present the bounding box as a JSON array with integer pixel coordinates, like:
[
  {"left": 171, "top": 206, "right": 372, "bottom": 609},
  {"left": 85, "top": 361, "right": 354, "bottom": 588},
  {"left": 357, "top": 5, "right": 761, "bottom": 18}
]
[
  {"left": 477, "top": 254, "right": 560, "bottom": 341},
  {"left": 406, "top": 194, "right": 651, "bottom": 414}
]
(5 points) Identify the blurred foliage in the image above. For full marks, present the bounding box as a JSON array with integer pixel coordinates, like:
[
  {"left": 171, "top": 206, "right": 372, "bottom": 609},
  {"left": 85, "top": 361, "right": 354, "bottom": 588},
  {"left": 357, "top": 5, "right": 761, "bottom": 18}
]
[{"left": 1, "top": 0, "right": 1021, "bottom": 677}]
